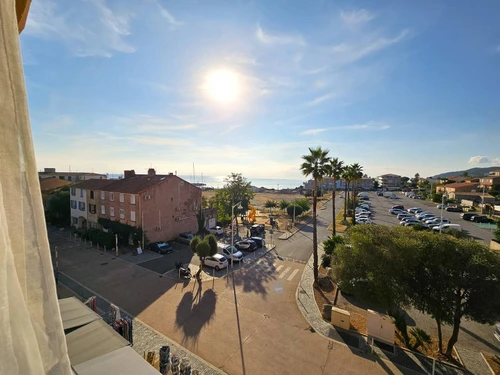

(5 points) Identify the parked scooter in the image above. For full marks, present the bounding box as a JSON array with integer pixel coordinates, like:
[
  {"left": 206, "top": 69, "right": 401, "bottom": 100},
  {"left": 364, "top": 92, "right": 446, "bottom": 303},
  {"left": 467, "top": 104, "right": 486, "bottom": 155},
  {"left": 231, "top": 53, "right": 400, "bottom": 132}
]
[{"left": 175, "top": 261, "right": 192, "bottom": 279}]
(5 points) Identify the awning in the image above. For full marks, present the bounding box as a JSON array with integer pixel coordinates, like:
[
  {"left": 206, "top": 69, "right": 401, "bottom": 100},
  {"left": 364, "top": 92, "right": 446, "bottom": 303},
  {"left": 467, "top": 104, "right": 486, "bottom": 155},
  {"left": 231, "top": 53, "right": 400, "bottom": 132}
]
[
  {"left": 58, "top": 297, "right": 101, "bottom": 332},
  {"left": 74, "top": 347, "right": 161, "bottom": 375},
  {"left": 66, "top": 319, "right": 129, "bottom": 366}
]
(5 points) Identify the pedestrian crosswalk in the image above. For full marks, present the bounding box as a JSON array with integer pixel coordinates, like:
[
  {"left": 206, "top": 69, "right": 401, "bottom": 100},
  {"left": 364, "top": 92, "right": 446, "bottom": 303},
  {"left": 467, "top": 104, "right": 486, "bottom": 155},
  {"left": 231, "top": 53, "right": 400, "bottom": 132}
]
[{"left": 252, "top": 260, "right": 302, "bottom": 282}]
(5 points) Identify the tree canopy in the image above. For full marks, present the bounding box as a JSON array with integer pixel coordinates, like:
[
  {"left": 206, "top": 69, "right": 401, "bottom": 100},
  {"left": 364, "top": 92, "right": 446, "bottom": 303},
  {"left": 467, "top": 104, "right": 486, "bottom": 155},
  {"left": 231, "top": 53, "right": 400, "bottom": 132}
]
[
  {"left": 45, "top": 190, "right": 70, "bottom": 226},
  {"left": 334, "top": 225, "right": 500, "bottom": 356}
]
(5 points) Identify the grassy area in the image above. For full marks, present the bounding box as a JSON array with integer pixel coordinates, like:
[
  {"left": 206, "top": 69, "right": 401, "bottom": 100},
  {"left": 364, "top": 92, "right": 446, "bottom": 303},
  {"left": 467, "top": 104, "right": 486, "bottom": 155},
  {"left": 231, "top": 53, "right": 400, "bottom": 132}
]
[{"left": 327, "top": 205, "right": 350, "bottom": 233}]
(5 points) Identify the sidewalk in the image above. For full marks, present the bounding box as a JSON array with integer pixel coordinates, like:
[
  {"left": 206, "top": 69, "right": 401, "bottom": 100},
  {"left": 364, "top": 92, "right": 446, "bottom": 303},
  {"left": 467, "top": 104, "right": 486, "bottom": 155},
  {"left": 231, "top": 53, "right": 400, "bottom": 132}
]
[
  {"left": 296, "top": 249, "right": 471, "bottom": 375},
  {"left": 58, "top": 272, "right": 225, "bottom": 375}
]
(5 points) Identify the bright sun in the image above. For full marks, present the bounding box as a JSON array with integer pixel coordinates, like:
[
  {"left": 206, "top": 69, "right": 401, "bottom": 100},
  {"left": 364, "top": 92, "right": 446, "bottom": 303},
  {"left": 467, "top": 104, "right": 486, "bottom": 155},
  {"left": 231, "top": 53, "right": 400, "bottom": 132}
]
[{"left": 203, "top": 68, "right": 241, "bottom": 104}]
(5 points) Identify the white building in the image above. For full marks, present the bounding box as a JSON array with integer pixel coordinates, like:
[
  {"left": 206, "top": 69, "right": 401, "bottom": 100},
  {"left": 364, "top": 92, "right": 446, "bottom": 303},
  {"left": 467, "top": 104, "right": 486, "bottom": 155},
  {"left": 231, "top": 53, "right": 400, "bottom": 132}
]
[{"left": 70, "top": 186, "right": 88, "bottom": 228}]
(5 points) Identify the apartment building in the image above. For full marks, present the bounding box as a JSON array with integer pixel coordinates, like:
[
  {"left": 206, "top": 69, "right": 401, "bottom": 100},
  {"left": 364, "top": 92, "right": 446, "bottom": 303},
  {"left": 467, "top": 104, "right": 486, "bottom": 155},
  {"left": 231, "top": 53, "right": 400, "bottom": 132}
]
[
  {"left": 304, "top": 177, "right": 374, "bottom": 191},
  {"left": 377, "top": 174, "right": 402, "bottom": 189},
  {"left": 39, "top": 167, "right": 106, "bottom": 182},
  {"left": 436, "top": 182, "right": 479, "bottom": 194},
  {"left": 480, "top": 169, "right": 500, "bottom": 190},
  {"left": 72, "top": 169, "right": 201, "bottom": 243}
]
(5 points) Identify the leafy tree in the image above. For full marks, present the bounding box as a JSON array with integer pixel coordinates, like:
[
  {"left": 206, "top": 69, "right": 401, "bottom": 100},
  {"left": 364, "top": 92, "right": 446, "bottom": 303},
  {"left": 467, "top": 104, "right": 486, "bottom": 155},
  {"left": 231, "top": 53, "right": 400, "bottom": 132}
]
[
  {"left": 45, "top": 190, "right": 70, "bottom": 226},
  {"left": 287, "top": 204, "right": 303, "bottom": 217},
  {"left": 202, "top": 195, "right": 209, "bottom": 209},
  {"left": 462, "top": 171, "right": 469, "bottom": 177},
  {"left": 432, "top": 192, "right": 444, "bottom": 203},
  {"left": 197, "top": 208, "right": 205, "bottom": 234},
  {"left": 301, "top": 146, "right": 330, "bottom": 285},
  {"left": 322, "top": 235, "right": 344, "bottom": 269},
  {"left": 495, "top": 221, "right": 500, "bottom": 243},
  {"left": 411, "top": 173, "right": 420, "bottom": 187},
  {"left": 336, "top": 225, "right": 500, "bottom": 357},
  {"left": 295, "top": 197, "right": 311, "bottom": 212},
  {"left": 373, "top": 180, "right": 380, "bottom": 189},
  {"left": 279, "top": 199, "right": 289, "bottom": 210},
  {"left": 190, "top": 236, "right": 200, "bottom": 252},
  {"left": 206, "top": 234, "right": 218, "bottom": 255},
  {"left": 327, "top": 157, "right": 344, "bottom": 235},
  {"left": 264, "top": 199, "right": 278, "bottom": 211},
  {"left": 401, "top": 176, "right": 410, "bottom": 186}
]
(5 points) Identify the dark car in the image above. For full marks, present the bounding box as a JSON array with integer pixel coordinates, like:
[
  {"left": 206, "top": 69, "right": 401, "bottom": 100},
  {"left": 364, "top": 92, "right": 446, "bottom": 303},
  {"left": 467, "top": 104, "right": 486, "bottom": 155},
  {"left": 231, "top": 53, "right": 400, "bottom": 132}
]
[
  {"left": 392, "top": 205, "right": 405, "bottom": 210},
  {"left": 250, "top": 224, "right": 265, "bottom": 236},
  {"left": 471, "top": 215, "right": 491, "bottom": 223},
  {"left": 148, "top": 242, "right": 173, "bottom": 254},
  {"left": 461, "top": 213, "right": 475, "bottom": 221},
  {"left": 249, "top": 237, "right": 265, "bottom": 248},
  {"left": 445, "top": 206, "right": 463, "bottom": 212},
  {"left": 377, "top": 191, "right": 384, "bottom": 196}
]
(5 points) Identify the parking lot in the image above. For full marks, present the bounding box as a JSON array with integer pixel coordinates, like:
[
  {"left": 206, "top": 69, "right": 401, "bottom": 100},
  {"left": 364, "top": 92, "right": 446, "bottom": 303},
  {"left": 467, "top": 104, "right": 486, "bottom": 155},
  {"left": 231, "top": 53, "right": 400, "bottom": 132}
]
[
  {"left": 364, "top": 192, "right": 495, "bottom": 245},
  {"left": 137, "top": 233, "right": 274, "bottom": 278}
]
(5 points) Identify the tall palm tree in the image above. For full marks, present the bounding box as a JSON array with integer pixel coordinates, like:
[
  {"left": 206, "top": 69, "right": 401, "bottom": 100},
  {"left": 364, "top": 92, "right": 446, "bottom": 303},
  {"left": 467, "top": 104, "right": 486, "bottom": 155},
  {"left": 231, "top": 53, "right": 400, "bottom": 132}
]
[
  {"left": 301, "top": 146, "right": 330, "bottom": 285},
  {"left": 328, "top": 158, "right": 344, "bottom": 235},
  {"left": 342, "top": 165, "right": 353, "bottom": 221},
  {"left": 349, "top": 163, "right": 363, "bottom": 224}
]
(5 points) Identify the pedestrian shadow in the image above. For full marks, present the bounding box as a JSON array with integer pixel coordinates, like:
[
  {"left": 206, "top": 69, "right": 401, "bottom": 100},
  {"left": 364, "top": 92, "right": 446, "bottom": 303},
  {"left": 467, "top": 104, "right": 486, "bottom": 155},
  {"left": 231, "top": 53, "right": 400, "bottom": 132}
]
[{"left": 174, "top": 285, "right": 217, "bottom": 344}]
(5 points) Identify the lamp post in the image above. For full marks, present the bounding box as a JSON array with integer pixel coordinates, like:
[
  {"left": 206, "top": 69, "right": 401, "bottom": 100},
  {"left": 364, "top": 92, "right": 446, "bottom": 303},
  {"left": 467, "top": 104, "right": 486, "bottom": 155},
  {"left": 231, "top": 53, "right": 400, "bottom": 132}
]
[{"left": 230, "top": 201, "right": 243, "bottom": 269}]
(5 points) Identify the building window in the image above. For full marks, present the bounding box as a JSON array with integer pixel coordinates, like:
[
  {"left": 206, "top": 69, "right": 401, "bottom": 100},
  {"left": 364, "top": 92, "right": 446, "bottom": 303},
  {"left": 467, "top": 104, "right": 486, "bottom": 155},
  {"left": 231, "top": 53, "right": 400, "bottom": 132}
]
[
  {"left": 119, "top": 209, "right": 125, "bottom": 219},
  {"left": 130, "top": 211, "right": 136, "bottom": 221},
  {"left": 72, "top": 217, "right": 78, "bottom": 225},
  {"left": 80, "top": 189, "right": 84, "bottom": 197},
  {"left": 89, "top": 204, "right": 96, "bottom": 214},
  {"left": 110, "top": 207, "right": 115, "bottom": 217},
  {"left": 130, "top": 195, "right": 135, "bottom": 204},
  {"left": 71, "top": 188, "right": 76, "bottom": 196},
  {"left": 110, "top": 192, "right": 114, "bottom": 201},
  {"left": 101, "top": 191, "right": 105, "bottom": 200},
  {"left": 79, "top": 202, "right": 85, "bottom": 211},
  {"left": 119, "top": 193, "right": 124, "bottom": 203},
  {"left": 101, "top": 205, "right": 106, "bottom": 215},
  {"left": 90, "top": 190, "right": 95, "bottom": 199},
  {"left": 70, "top": 200, "right": 77, "bottom": 209},
  {"left": 59, "top": 176, "right": 65, "bottom": 180}
]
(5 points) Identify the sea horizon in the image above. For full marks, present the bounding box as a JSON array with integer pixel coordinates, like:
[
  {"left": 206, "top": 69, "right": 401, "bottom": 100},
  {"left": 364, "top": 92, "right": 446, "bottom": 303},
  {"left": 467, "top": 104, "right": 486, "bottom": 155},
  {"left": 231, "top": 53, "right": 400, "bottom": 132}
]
[{"left": 107, "top": 174, "right": 305, "bottom": 189}]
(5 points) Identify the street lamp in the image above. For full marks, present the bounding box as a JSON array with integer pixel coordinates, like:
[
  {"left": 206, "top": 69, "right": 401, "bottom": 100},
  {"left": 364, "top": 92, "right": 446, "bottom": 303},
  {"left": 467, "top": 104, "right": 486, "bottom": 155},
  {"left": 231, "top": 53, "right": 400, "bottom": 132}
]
[{"left": 230, "top": 202, "right": 243, "bottom": 269}]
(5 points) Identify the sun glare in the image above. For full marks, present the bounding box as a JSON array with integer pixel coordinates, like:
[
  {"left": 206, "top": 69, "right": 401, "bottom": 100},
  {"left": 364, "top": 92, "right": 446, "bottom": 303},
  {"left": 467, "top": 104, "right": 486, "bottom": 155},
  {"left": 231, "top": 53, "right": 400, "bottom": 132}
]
[{"left": 203, "top": 68, "right": 241, "bottom": 104}]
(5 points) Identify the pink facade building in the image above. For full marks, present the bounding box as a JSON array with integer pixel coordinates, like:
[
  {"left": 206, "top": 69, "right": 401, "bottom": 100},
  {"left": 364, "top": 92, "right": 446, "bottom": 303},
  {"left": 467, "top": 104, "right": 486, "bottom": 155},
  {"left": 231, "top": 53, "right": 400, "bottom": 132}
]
[{"left": 72, "top": 169, "right": 201, "bottom": 243}]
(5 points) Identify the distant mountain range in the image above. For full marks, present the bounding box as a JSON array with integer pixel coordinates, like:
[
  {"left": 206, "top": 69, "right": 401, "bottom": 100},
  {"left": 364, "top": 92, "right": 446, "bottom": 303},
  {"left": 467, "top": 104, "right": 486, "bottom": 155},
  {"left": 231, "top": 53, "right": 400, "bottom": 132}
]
[{"left": 433, "top": 166, "right": 500, "bottom": 178}]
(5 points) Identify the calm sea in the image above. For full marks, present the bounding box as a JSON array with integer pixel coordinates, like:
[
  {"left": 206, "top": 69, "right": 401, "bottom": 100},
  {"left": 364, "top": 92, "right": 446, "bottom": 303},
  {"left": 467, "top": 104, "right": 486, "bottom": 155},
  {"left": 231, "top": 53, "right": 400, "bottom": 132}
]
[{"left": 108, "top": 174, "right": 305, "bottom": 189}]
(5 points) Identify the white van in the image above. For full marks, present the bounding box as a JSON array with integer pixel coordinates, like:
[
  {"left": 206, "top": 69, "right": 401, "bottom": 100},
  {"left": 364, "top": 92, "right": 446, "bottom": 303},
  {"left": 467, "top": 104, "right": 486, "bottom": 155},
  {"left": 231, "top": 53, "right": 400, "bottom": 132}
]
[{"left": 432, "top": 223, "right": 462, "bottom": 232}]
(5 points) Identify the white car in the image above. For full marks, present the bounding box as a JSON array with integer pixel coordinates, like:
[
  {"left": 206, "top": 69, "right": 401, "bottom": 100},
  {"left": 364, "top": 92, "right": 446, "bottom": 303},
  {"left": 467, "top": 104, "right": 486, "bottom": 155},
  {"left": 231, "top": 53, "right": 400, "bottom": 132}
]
[
  {"left": 407, "top": 207, "right": 422, "bottom": 214},
  {"left": 436, "top": 204, "right": 447, "bottom": 209},
  {"left": 204, "top": 254, "right": 228, "bottom": 270},
  {"left": 208, "top": 226, "right": 224, "bottom": 235},
  {"left": 221, "top": 246, "right": 244, "bottom": 262},
  {"left": 356, "top": 217, "right": 372, "bottom": 224}
]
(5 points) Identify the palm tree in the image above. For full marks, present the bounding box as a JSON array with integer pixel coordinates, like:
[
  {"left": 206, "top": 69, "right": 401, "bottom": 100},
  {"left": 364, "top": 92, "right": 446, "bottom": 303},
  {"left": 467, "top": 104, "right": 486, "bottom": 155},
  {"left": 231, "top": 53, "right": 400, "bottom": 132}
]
[
  {"left": 327, "top": 158, "right": 344, "bottom": 235},
  {"left": 301, "top": 146, "right": 330, "bottom": 284},
  {"left": 349, "top": 163, "right": 363, "bottom": 224},
  {"left": 342, "top": 165, "right": 353, "bottom": 221}
]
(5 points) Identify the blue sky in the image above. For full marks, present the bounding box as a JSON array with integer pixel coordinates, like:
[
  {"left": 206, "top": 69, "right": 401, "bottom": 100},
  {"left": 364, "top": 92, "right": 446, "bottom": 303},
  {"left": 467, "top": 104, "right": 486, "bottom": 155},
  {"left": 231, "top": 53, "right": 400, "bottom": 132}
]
[{"left": 21, "top": 0, "right": 500, "bottom": 181}]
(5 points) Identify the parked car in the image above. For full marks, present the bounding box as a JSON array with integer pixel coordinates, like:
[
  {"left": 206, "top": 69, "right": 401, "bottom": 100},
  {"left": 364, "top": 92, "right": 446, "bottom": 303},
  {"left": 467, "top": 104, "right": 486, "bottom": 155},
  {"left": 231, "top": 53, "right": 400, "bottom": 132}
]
[
  {"left": 418, "top": 214, "right": 436, "bottom": 221},
  {"left": 249, "top": 237, "right": 265, "bottom": 248},
  {"left": 471, "top": 215, "right": 491, "bottom": 223},
  {"left": 432, "top": 223, "right": 462, "bottom": 232},
  {"left": 436, "top": 204, "right": 447, "bottom": 209},
  {"left": 416, "top": 211, "right": 434, "bottom": 219},
  {"left": 250, "top": 224, "right": 266, "bottom": 236},
  {"left": 208, "top": 226, "right": 224, "bottom": 235},
  {"left": 204, "top": 254, "right": 228, "bottom": 270},
  {"left": 148, "top": 242, "right": 173, "bottom": 254},
  {"left": 392, "top": 205, "right": 405, "bottom": 210},
  {"left": 445, "top": 206, "right": 463, "bottom": 212},
  {"left": 177, "top": 232, "right": 193, "bottom": 245},
  {"left": 460, "top": 213, "right": 475, "bottom": 221},
  {"left": 397, "top": 213, "right": 412, "bottom": 220},
  {"left": 377, "top": 191, "right": 384, "bottom": 196},
  {"left": 356, "top": 218, "right": 372, "bottom": 224},
  {"left": 221, "top": 246, "right": 244, "bottom": 262},
  {"left": 407, "top": 207, "right": 423, "bottom": 214},
  {"left": 389, "top": 208, "right": 405, "bottom": 215},
  {"left": 235, "top": 240, "right": 257, "bottom": 251}
]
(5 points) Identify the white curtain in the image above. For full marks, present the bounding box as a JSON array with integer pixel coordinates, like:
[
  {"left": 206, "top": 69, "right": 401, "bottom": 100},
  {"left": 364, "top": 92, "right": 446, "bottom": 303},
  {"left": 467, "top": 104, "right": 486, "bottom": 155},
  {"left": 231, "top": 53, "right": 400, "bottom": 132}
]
[{"left": 0, "top": 0, "right": 71, "bottom": 374}]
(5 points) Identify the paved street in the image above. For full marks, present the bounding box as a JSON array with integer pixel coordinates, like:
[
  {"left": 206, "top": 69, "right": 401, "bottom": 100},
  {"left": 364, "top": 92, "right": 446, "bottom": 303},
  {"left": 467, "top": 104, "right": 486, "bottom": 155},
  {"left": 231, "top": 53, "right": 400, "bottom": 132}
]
[{"left": 50, "top": 224, "right": 408, "bottom": 375}]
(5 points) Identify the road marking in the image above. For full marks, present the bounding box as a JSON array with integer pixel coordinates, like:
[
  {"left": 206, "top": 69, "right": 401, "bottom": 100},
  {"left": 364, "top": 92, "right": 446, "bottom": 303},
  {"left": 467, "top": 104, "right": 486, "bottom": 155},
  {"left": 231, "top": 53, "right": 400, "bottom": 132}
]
[
  {"left": 287, "top": 269, "right": 299, "bottom": 281},
  {"left": 275, "top": 265, "right": 284, "bottom": 273},
  {"left": 279, "top": 267, "right": 291, "bottom": 279}
]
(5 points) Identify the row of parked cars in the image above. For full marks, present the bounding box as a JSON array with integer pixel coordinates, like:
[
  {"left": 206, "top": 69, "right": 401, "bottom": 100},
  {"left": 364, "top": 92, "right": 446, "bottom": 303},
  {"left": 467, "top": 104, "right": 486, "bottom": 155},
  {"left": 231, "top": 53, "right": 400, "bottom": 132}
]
[
  {"left": 355, "top": 200, "right": 373, "bottom": 224},
  {"left": 389, "top": 205, "right": 462, "bottom": 232},
  {"left": 460, "top": 213, "right": 494, "bottom": 223}
]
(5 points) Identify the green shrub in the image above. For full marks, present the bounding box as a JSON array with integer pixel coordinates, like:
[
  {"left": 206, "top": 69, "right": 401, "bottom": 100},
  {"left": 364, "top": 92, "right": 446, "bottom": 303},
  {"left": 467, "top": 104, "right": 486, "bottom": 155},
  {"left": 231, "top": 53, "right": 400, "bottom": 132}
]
[
  {"left": 287, "top": 204, "right": 303, "bottom": 217},
  {"left": 321, "top": 254, "right": 331, "bottom": 268},
  {"left": 295, "top": 198, "right": 311, "bottom": 212}
]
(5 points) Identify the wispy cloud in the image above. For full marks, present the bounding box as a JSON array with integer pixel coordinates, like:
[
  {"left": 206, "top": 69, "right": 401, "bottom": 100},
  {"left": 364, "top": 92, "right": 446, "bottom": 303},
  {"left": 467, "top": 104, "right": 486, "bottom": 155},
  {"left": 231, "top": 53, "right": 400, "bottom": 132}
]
[
  {"left": 468, "top": 155, "right": 500, "bottom": 164},
  {"left": 256, "top": 24, "right": 305, "bottom": 46},
  {"left": 24, "top": 0, "right": 135, "bottom": 57},
  {"left": 300, "top": 128, "right": 327, "bottom": 135},
  {"left": 154, "top": 0, "right": 183, "bottom": 27},
  {"left": 225, "top": 53, "right": 260, "bottom": 66},
  {"left": 336, "top": 122, "right": 390, "bottom": 130},
  {"left": 329, "top": 29, "right": 409, "bottom": 64},
  {"left": 340, "top": 9, "right": 375, "bottom": 26},
  {"left": 307, "top": 93, "right": 335, "bottom": 106},
  {"left": 220, "top": 124, "right": 243, "bottom": 135}
]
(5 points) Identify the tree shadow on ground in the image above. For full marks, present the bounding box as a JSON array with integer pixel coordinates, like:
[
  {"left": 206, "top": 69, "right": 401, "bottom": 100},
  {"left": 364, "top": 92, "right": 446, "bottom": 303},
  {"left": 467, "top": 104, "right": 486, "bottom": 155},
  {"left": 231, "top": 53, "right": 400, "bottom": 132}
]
[
  {"left": 174, "top": 282, "right": 217, "bottom": 345},
  {"left": 229, "top": 254, "right": 278, "bottom": 299},
  {"left": 460, "top": 326, "right": 500, "bottom": 354}
]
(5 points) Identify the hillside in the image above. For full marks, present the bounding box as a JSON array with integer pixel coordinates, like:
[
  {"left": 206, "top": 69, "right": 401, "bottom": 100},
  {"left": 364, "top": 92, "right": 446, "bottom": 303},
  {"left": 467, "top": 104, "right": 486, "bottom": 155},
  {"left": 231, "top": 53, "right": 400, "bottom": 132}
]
[{"left": 433, "top": 166, "right": 500, "bottom": 178}]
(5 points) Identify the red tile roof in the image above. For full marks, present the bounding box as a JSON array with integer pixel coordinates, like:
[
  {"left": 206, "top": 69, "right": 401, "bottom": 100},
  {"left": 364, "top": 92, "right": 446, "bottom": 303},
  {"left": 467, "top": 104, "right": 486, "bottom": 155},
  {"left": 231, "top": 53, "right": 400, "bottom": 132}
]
[
  {"left": 40, "top": 178, "right": 72, "bottom": 193},
  {"left": 97, "top": 174, "right": 199, "bottom": 194},
  {"left": 441, "top": 182, "right": 478, "bottom": 188},
  {"left": 72, "top": 179, "right": 115, "bottom": 190}
]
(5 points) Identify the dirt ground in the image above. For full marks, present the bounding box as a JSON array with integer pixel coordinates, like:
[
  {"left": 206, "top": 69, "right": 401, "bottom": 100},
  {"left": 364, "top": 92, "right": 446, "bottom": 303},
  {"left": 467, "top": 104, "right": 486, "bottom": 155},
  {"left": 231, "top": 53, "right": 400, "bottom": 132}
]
[{"left": 485, "top": 354, "right": 500, "bottom": 374}]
